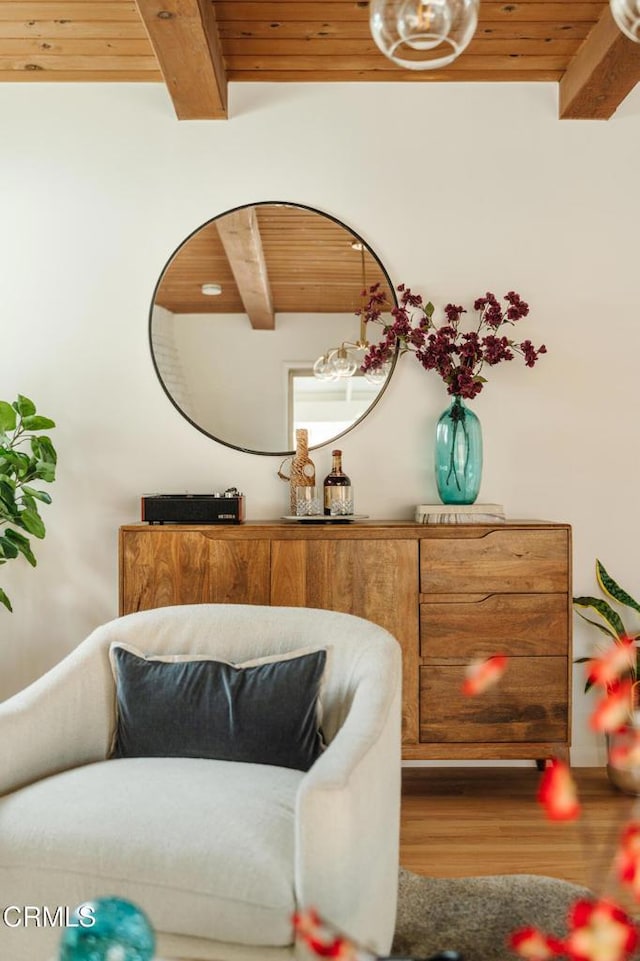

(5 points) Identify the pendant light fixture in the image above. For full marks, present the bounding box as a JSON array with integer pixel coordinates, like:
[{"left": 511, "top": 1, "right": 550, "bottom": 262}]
[
  {"left": 370, "top": 0, "right": 479, "bottom": 70},
  {"left": 313, "top": 243, "right": 391, "bottom": 385},
  {"left": 610, "top": 0, "right": 640, "bottom": 41}
]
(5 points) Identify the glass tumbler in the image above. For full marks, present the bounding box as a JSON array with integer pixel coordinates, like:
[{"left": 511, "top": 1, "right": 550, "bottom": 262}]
[
  {"left": 295, "top": 486, "right": 321, "bottom": 516},
  {"left": 329, "top": 488, "right": 354, "bottom": 516}
]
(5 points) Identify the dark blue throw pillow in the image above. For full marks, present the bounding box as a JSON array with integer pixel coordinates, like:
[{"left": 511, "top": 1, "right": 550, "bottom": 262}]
[{"left": 109, "top": 644, "right": 327, "bottom": 772}]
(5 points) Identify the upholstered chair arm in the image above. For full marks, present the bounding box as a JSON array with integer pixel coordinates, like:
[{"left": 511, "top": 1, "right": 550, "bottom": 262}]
[
  {"left": 0, "top": 637, "right": 114, "bottom": 797},
  {"left": 294, "top": 644, "right": 402, "bottom": 957}
]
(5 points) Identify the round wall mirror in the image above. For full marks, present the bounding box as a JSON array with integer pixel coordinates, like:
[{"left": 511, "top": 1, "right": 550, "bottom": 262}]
[{"left": 149, "top": 201, "right": 397, "bottom": 456}]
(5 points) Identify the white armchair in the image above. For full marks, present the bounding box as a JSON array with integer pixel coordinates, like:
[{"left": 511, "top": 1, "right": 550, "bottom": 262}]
[{"left": 0, "top": 604, "right": 402, "bottom": 961}]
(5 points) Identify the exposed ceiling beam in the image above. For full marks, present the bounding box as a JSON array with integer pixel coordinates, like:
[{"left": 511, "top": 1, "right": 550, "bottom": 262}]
[
  {"left": 559, "top": 5, "right": 640, "bottom": 119},
  {"left": 216, "top": 209, "right": 275, "bottom": 330},
  {"left": 134, "top": 0, "right": 227, "bottom": 120}
]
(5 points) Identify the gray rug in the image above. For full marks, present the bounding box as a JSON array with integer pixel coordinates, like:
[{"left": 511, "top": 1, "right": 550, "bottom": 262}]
[{"left": 391, "top": 867, "right": 592, "bottom": 961}]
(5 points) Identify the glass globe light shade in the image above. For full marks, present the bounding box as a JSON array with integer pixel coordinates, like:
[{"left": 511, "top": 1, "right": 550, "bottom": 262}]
[
  {"left": 610, "top": 0, "right": 640, "bottom": 41},
  {"left": 313, "top": 354, "right": 336, "bottom": 380},
  {"left": 370, "top": 0, "right": 479, "bottom": 69},
  {"left": 363, "top": 361, "right": 392, "bottom": 386},
  {"left": 330, "top": 348, "right": 358, "bottom": 378}
]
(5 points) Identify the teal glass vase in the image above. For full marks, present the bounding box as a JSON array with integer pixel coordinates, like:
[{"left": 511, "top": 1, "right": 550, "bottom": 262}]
[
  {"left": 59, "top": 898, "right": 155, "bottom": 961},
  {"left": 434, "top": 396, "right": 483, "bottom": 505}
]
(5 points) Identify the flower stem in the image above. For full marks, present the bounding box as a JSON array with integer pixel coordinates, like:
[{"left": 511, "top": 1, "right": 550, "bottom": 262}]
[{"left": 445, "top": 397, "right": 468, "bottom": 493}]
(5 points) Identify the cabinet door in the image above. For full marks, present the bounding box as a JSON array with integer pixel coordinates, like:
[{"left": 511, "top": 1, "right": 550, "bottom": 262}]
[
  {"left": 271, "top": 538, "right": 419, "bottom": 744},
  {"left": 120, "top": 530, "right": 270, "bottom": 613}
]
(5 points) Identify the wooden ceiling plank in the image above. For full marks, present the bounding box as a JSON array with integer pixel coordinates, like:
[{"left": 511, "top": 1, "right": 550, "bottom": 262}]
[
  {"left": 0, "top": 21, "right": 151, "bottom": 39},
  {"left": 218, "top": 21, "right": 592, "bottom": 41},
  {"left": 0, "top": 54, "right": 159, "bottom": 70},
  {"left": 134, "top": 0, "right": 227, "bottom": 119},
  {"left": 216, "top": 209, "right": 275, "bottom": 330},
  {"left": 0, "top": 68, "right": 162, "bottom": 79},
  {"left": 226, "top": 54, "right": 571, "bottom": 71},
  {"left": 0, "top": 4, "right": 142, "bottom": 20},
  {"left": 228, "top": 69, "right": 564, "bottom": 81},
  {"left": 559, "top": 4, "right": 640, "bottom": 118},
  {"left": 214, "top": 2, "right": 603, "bottom": 24},
  {"left": 223, "top": 37, "right": 581, "bottom": 56},
  {"left": 0, "top": 38, "right": 153, "bottom": 55}
]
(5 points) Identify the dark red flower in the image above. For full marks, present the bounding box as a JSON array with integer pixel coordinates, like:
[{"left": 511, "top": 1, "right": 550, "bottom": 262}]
[{"left": 360, "top": 285, "right": 546, "bottom": 389}]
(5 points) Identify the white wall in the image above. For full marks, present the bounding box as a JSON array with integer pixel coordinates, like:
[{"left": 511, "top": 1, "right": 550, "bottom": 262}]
[{"left": 1, "top": 80, "right": 639, "bottom": 765}]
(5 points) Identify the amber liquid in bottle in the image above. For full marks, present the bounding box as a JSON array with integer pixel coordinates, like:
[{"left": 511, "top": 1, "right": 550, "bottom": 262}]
[{"left": 323, "top": 449, "right": 352, "bottom": 516}]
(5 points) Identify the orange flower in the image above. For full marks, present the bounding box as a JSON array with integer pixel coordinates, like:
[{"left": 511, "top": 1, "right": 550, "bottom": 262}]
[
  {"left": 461, "top": 654, "right": 508, "bottom": 695},
  {"left": 292, "top": 910, "right": 364, "bottom": 961},
  {"left": 587, "top": 638, "right": 637, "bottom": 688},
  {"left": 510, "top": 926, "right": 564, "bottom": 960},
  {"left": 537, "top": 759, "right": 581, "bottom": 821},
  {"left": 616, "top": 823, "right": 640, "bottom": 901},
  {"left": 590, "top": 681, "right": 635, "bottom": 733},
  {"left": 564, "top": 898, "right": 638, "bottom": 961}
]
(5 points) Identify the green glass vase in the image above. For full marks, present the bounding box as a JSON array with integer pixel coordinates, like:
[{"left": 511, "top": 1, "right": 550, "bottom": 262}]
[{"left": 434, "top": 396, "right": 483, "bottom": 505}]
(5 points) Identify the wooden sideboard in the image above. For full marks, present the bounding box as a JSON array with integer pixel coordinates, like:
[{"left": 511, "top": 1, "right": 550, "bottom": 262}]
[{"left": 119, "top": 520, "right": 572, "bottom": 764}]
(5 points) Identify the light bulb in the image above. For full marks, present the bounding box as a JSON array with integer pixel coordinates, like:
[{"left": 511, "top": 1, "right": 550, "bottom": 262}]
[
  {"left": 370, "top": 0, "right": 478, "bottom": 70},
  {"left": 397, "top": 0, "right": 452, "bottom": 51},
  {"left": 331, "top": 348, "right": 358, "bottom": 378},
  {"left": 610, "top": 0, "right": 640, "bottom": 41}
]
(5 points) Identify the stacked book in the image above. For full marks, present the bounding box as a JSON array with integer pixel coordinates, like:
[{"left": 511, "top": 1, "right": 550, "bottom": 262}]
[{"left": 415, "top": 503, "right": 506, "bottom": 525}]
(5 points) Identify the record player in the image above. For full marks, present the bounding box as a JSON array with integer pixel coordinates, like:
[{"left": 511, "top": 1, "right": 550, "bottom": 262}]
[{"left": 141, "top": 488, "right": 245, "bottom": 524}]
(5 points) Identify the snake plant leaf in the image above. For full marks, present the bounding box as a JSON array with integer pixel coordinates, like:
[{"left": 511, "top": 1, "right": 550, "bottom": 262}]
[
  {"left": 573, "top": 595, "right": 626, "bottom": 637},
  {"left": 0, "top": 402, "right": 16, "bottom": 433},
  {"left": 596, "top": 559, "right": 640, "bottom": 616},
  {"left": 574, "top": 608, "right": 620, "bottom": 638},
  {"left": 0, "top": 587, "right": 12, "bottom": 612}
]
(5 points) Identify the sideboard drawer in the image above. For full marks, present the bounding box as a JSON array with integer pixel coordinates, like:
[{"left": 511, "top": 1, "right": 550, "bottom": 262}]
[
  {"left": 420, "top": 529, "right": 569, "bottom": 594},
  {"left": 420, "top": 593, "right": 569, "bottom": 659},
  {"left": 419, "top": 657, "right": 568, "bottom": 743}
]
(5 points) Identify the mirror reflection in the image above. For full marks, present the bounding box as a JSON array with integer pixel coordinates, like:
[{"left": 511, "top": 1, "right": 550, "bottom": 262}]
[{"left": 149, "top": 202, "right": 397, "bottom": 455}]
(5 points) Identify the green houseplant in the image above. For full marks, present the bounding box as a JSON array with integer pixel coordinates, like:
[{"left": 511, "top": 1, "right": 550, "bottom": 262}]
[
  {"left": 574, "top": 560, "right": 640, "bottom": 684},
  {"left": 0, "top": 394, "right": 57, "bottom": 612},
  {"left": 574, "top": 560, "right": 640, "bottom": 793}
]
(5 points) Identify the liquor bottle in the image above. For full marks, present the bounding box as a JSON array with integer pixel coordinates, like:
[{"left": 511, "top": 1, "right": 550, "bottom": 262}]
[{"left": 323, "top": 449, "right": 352, "bottom": 516}]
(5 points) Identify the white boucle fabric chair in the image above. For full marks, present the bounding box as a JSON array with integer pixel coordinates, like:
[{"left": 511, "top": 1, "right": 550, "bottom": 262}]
[{"left": 0, "top": 604, "right": 402, "bottom": 961}]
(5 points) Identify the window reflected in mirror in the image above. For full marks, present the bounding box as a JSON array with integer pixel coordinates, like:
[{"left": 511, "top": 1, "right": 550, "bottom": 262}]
[{"left": 288, "top": 368, "right": 383, "bottom": 448}]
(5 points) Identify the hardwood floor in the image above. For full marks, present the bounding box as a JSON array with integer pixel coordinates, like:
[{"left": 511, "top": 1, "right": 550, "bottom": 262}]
[{"left": 400, "top": 767, "right": 640, "bottom": 905}]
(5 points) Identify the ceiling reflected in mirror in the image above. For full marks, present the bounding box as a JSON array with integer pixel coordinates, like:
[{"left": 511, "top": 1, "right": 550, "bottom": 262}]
[{"left": 149, "top": 202, "right": 397, "bottom": 456}]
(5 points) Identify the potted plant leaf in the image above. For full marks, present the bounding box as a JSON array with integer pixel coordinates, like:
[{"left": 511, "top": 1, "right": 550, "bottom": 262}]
[
  {"left": 574, "top": 560, "right": 640, "bottom": 792},
  {"left": 0, "top": 394, "right": 57, "bottom": 612}
]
